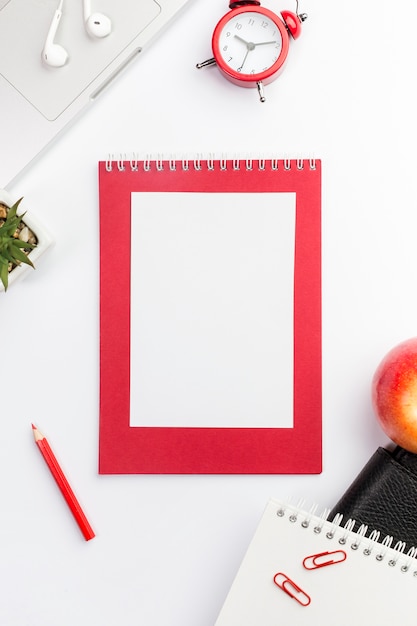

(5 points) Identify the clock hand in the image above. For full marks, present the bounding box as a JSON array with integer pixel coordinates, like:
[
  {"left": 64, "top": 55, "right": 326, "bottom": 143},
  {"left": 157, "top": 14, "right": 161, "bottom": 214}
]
[
  {"left": 253, "top": 40, "right": 278, "bottom": 46},
  {"left": 234, "top": 34, "right": 251, "bottom": 46},
  {"left": 237, "top": 48, "right": 250, "bottom": 72}
]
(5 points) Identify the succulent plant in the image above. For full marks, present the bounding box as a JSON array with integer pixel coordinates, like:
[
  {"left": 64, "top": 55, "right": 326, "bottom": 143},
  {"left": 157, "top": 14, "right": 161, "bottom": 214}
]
[{"left": 0, "top": 197, "right": 36, "bottom": 291}]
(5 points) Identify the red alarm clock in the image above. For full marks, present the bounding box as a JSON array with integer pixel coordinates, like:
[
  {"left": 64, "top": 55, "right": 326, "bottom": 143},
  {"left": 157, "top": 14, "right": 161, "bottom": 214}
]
[{"left": 196, "top": 0, "right": 307, "bottom": 102}]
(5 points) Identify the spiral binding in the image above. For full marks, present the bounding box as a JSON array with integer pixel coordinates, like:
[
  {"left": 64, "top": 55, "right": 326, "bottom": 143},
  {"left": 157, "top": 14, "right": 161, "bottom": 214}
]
[
  {"left": 104, "top": 154, "right": 317, "bottom": 173},
  {"left": 276, "top": 501, "right": 417, "bottom": 576}
]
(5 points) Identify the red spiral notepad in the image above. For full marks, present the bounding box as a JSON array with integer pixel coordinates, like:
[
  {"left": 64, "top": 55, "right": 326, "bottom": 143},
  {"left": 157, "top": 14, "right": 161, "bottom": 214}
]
[{"left": 98, "top": 156, "right": 321, "bottom": 474}]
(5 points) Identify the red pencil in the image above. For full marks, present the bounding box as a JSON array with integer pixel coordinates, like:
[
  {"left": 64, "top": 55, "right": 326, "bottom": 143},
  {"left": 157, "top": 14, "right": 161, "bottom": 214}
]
[{"left": 32, "top": 424, "right": 95, "bottom": 541}]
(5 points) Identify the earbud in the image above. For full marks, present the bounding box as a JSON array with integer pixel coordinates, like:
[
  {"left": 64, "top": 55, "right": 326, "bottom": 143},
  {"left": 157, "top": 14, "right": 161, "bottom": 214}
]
[
  {"left": 83, "top": 0, "right": 112, "bottom": 38},
  {"left": 41, "top": 0, "right": 69, "bottom": 68}
]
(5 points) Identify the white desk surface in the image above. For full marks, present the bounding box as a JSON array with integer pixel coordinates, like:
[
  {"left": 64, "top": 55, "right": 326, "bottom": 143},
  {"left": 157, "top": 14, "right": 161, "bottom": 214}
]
[{"left": 2, "top": 0, "right": 417, "bottom": 624}]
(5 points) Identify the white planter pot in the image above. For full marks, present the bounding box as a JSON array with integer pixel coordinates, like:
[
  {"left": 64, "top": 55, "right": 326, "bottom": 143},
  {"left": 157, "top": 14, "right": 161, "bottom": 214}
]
[{"left": 0, "top": 189, "right": 54, "bottom": 291}]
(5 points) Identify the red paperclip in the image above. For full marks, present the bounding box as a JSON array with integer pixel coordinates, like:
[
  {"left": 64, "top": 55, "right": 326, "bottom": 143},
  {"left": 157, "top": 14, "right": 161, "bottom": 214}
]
[
  {"left": 273, "top": 573, "right": 311, "bottom": 606},
  {"left": 302, "top": 550, "right": 347, "bottom": 570}
]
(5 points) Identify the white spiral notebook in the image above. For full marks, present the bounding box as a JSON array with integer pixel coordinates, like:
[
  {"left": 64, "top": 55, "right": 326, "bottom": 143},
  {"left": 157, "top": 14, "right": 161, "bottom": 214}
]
[{"left": 215, "top": 499, "right": 417, "bottom": 625}]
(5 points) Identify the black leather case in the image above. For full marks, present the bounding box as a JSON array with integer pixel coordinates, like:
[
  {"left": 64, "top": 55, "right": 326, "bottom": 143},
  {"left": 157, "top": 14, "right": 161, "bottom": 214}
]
[{"left": 330, "top": 446, "right": 417, "bottom": 552}]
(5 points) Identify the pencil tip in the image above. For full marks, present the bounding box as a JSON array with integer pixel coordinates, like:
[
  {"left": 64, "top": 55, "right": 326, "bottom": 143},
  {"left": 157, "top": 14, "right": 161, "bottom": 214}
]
[{"left": 32, "top": 424, "right": 44, "bottom": 442}]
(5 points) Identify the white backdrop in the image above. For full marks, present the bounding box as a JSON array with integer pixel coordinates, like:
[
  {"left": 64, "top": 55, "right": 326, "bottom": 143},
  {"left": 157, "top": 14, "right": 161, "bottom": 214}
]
[{"left": 2, "top": 0, "right": 417, "bottom": 624}]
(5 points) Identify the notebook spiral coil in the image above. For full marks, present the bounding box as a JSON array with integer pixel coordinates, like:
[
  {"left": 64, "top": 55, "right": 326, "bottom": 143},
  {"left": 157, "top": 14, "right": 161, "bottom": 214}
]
[
  {"left": 277, "top": 501, "right": 417, "bottom": 576},
  {"left": 105, "top": 155, "right": 317, "bottom": 173}
]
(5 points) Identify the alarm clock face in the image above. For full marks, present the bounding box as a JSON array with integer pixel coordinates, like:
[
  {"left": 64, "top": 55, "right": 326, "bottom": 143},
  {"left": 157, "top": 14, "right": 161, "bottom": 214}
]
[{"left": 212, "top": 6, "right": 290, "bottom": 84}]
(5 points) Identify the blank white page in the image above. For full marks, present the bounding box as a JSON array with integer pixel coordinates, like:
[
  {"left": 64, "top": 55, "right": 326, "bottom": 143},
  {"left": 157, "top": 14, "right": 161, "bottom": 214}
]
[{"left": 130, "top": 191, "right": 295, "bottom": 428}]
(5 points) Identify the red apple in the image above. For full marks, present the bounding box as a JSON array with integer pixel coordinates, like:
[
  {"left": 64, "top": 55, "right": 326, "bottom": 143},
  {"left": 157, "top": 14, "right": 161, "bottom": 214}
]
[{"left": 372, "top": 337, "right": 417, "bottom": 453}]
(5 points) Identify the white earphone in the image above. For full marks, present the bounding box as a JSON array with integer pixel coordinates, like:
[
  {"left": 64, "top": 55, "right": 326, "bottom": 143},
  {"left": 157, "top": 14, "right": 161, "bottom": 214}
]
[
  {"left": 41, "top": 0, "right": 68, "bottom": 67},
  {"left": 83, "top": 0, "right": 112, "bottom": 38}
]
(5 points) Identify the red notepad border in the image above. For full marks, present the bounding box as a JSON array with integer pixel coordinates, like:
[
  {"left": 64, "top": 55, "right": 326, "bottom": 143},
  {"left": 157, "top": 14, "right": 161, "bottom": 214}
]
[{"left": 98, "top": 158, "right": 321, "bottom": 474}]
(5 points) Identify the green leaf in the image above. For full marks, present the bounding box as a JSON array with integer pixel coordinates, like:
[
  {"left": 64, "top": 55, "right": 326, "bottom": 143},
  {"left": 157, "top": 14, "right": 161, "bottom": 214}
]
[
  {"left": 6, "top": 244, "right": 34, "bottom": 267},
  {"left": 6, "top": 198, "right": 24, "bottom": 219},
  {"left": 11, "top": 240, "right": 35, "bottom": 250},
  {"left": 1, "top": 249, "right": 14, "bottom": 263},
  {"left": 0, "top": 261, "right": 9, "bottom": 291}
]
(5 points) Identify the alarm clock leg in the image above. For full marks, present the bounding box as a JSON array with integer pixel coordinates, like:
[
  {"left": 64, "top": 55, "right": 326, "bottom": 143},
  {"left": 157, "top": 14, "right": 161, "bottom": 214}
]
[
  {"left": 196, "top": 57, "right": 217, "bottom": 69},
  {"left": 256, "top": 81, "right": 266, "bottom": 103}
]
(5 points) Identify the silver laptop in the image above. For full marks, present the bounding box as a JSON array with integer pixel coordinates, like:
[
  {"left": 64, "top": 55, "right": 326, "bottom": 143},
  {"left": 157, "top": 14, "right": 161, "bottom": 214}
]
[{"left": 0, "top": 0, "right": 193, "bottom": 187}]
